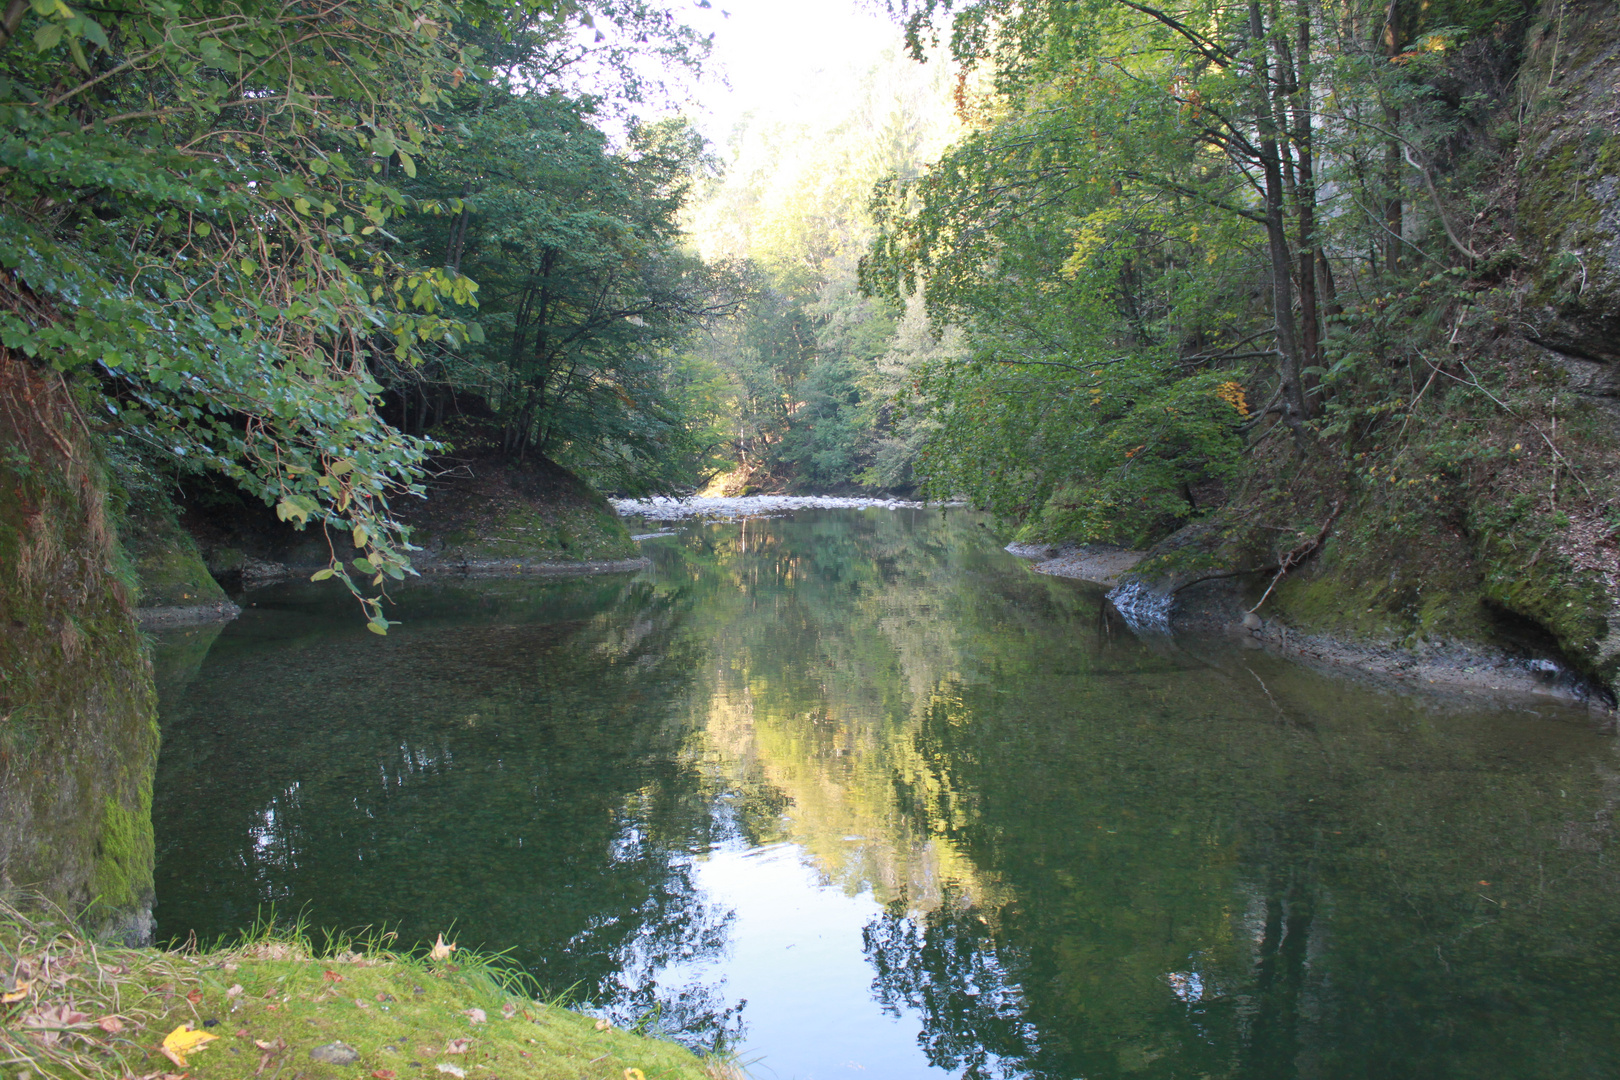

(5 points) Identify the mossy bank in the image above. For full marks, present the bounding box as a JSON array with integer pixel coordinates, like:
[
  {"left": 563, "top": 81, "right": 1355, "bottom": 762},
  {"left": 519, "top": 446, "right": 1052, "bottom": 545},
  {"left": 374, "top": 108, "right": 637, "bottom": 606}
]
[
  {"left": 0, "top": 903, "right": 737, "bottom": 1080},
  {"left": 0, "top": 352, "right": 158, "bottom": 943}
]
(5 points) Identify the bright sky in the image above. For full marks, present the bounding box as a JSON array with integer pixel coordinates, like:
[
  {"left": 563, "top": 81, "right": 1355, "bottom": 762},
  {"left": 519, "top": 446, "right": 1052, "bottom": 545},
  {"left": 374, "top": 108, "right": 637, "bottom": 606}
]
[{"left": 674, "top": 0, "right": 911, "bottom": 143}]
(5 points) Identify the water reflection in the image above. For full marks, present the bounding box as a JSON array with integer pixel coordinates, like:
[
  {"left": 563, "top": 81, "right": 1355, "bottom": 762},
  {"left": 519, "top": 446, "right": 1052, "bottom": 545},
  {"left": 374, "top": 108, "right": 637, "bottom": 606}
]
[{"left": 152, "top": 509, "right": 1620, "bottom": 1078}]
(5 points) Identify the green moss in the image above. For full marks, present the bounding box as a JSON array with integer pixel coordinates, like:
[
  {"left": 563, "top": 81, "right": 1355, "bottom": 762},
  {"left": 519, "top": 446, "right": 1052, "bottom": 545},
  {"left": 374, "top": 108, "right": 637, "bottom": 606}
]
[
  {"left": 124, "top": 502, "right": 229, "bottom": 608},
  {"left": 0, "top": 907, "right": 734, "bottom": 1080},
  {"left": 1474, "top": 525, "right": 1614, "bottom": 680},
  {"left": 424, "top": 497, "right": 637, "bottom": 566},
  {"left": 1, "top": 359, "right": 159, "bottom": 933},
  {"left": 88, "top": 781, "right": 156, "bottom": 916}
]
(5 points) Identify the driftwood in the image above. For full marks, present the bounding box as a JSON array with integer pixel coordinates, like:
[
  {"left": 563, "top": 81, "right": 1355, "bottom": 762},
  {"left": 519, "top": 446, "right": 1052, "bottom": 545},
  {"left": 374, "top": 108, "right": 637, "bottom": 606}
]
[{"left": 1169, "top": 500, "right": 1345, "bottom": 614}]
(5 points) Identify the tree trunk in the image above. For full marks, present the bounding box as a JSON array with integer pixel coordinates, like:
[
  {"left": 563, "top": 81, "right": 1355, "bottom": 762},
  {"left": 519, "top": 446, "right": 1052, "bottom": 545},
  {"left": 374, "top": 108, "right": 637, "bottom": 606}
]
[
  {"left": 1250, "top": 1, "right": 1311, "bottom": 450},
  {"left": 1380, "top": 0, "right": 1404, "bottom": 275},
  {"left": 1291, "top": 0, "right": 1322, "bottom": 413}
]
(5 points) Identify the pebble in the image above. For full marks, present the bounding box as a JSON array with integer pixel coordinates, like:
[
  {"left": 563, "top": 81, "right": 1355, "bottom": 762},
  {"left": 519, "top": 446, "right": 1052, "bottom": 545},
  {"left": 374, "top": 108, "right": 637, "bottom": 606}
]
[{"left": 310, "top": 1042, "right": 361, "bottom": 1065}]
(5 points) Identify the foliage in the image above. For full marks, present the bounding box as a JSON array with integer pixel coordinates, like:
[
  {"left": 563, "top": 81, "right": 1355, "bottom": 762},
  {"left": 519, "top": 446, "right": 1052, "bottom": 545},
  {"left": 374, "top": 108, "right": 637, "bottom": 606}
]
[
  {"left": 392, "top": 85, "right": 735, "bottom": 495},
  {"left": 0, "top": 0, "right": 523, "bottom": 627},
  {"left": 865, "top": 0, "right": 1550, "bottom": 545}
]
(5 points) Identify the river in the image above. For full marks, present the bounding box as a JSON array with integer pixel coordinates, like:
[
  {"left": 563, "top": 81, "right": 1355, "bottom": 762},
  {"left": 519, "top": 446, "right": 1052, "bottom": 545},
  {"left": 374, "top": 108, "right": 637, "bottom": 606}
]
[{"left": 151, "top": 507, "right": 1620, "bottom": 1079}]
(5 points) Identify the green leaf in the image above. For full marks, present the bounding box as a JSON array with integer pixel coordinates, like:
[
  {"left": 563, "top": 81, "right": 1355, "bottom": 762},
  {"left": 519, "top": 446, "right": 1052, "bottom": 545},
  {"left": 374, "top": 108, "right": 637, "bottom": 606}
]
[
  {"left": 352, "top": 556, "right": 377, "bottom": 574},
  {"left": 397, "top": 150, "right": 416, "bottom": 179},
  {"left": 310, "top": 568, "right": 335, "bottom": 581},
  {"left": 34, "top": 23, "right": 64, "bottom": 50},
  {"left": 366, "top": 621, "right": 389, "bottom": 636}
]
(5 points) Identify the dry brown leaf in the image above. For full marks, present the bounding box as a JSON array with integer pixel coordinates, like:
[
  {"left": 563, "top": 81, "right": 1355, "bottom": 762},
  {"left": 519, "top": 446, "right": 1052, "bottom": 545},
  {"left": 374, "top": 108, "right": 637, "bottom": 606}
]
[
  {"left": 429, "top": 934, "right": 457, "bottom": 962},
  {"left": 445, "top": 1039, "right": 472, "bottom": 1055},
  {"left": 323, "top": 970, "right": 344, "bottom": 983},
  {"left": 500, "top": 1003, "right": 517, "bottom": 1020},
  {"left": 1, "top": 979, "right": 31, "bottom": 1004},
  {"left": 464, "top": 1008, "right": 486, "bottom": 1024},
  {"left": 186, "top": 988, "right": 202, "bottom": 1005},
  {"left": 226, "top": 984, "right": 244, "bottom": 999},
  {"left": 98, "top": 1015, "right": 125, "bottom": 1034}
]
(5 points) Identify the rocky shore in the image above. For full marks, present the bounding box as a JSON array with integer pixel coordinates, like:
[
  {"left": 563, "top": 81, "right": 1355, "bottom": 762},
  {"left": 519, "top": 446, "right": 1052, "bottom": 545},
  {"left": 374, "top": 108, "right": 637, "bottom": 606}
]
[{"left": 1008, "top": 542, "right": 1615, "bottom": 715}]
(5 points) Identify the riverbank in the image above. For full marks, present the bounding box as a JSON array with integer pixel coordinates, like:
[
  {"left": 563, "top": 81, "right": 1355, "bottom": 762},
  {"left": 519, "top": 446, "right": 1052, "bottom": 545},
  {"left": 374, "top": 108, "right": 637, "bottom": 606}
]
[
  {"left": 1007, "top": 543, "right": 1614, "bottom": 714},
  {"left": 0, "top": 901, "right": 735, "bottom": 1080}
]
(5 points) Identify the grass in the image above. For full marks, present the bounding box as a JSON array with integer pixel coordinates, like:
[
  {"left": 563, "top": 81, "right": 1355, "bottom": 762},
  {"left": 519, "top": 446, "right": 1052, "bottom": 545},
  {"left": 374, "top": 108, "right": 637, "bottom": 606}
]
[{"left": 0, "top": 900, "right": 743, "bottom": 1080}]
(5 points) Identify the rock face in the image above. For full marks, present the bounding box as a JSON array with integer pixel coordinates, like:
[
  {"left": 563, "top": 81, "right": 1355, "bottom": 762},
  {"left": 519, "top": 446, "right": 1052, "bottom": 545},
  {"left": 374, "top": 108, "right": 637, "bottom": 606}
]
[
  {"left": 1517, "top": 0, "right": 1620, "bottom": 367},
  {"left": 0, "top": 350, "right": 158, "bottom": 942}
]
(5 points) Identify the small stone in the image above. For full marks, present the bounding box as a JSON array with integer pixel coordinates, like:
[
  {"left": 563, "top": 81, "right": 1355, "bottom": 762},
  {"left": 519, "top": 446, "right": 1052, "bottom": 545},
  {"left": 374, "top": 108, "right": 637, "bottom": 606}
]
[
  {"left": 311, "top": 1042, "right": 361, "bottom": 1065},
  {"left": 1242, "top": 611, "right": 1263, "bottom": 632}
]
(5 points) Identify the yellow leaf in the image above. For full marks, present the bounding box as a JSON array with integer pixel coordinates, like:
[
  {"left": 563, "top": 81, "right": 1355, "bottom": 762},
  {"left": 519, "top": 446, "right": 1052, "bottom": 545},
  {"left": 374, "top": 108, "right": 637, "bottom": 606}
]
[
  {"left": 162, "top": 1025, "right": 218, "bottom": 1066},
  {"left": 1, "top": 980, "right": 30, "bottom": 1004},
  {"left": 429, "top": 934, "right": 457, "bottom": 961},
  {"left": 625, "top": 1070, "right": 646, "bottom": 1080}
]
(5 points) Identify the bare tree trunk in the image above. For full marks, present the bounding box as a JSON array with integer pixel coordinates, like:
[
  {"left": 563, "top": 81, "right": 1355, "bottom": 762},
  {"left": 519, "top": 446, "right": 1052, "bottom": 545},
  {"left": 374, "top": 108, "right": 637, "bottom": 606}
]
[
  {"left": 1250, "top": 1, "right": 1311, "bottom": 450},
  {"left": 1291, "top": 0, "right": 1322, "bottom": 413},
  {"left": 1380, "top": 0, "right": 1404, "bottom": 275}
]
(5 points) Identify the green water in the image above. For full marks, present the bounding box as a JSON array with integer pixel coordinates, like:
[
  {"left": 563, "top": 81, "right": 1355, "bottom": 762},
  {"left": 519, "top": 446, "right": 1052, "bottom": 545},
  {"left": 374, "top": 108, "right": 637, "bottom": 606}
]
[{"left": 152, "top": 508, "right": 1620, "bottom": 1079}]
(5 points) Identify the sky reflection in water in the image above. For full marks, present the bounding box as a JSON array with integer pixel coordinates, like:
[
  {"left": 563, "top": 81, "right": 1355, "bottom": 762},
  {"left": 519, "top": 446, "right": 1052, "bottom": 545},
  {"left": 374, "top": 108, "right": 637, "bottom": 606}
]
[{"left": 152, "top": 508, "right": 1620, "bottom": 1080}]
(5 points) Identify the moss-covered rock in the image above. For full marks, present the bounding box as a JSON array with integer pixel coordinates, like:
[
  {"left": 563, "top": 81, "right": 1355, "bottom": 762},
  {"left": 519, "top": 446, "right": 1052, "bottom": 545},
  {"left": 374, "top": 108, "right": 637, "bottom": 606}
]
[
  {"left": 0, "top": 351, "right": 159, "bottom": 942},
  {"left": 120, "top": 492, "right": 231, "bottom": 611},
  {"left": 1515, "top": 0, "right": 1620, "bottom": 361},
  {"left": 401, "top": 455, "right": 640, "bottom": 572}
]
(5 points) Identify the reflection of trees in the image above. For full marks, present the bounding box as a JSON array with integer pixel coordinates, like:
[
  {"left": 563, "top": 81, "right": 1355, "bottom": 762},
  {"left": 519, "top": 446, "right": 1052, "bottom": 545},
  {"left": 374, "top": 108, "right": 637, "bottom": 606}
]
[
  {"left": 157, "top": 515, "right": 1620, "bottom": 1077},
  {"left": 152, "top": 573, "right": 737, "bottom": 1041},
  {"left": 863, "top": 648, "right": 1620, "bottom": 1080},
  {"left": 864, "top": 889, "right": 1035, "bottom": 1079}
]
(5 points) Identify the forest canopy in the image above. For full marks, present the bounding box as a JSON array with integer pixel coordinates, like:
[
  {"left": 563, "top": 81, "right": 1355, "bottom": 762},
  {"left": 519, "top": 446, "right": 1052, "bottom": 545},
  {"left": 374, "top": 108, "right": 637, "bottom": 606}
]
[{"left": 0, "top": 0, "right": 716, "bottom": 627}]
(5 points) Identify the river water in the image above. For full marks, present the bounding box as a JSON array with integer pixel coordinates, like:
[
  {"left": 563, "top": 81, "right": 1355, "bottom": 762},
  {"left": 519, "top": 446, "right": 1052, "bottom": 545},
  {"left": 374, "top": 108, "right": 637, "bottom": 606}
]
[{"left": 151, "top": 508, "right": 1620, "bottom": 1079}]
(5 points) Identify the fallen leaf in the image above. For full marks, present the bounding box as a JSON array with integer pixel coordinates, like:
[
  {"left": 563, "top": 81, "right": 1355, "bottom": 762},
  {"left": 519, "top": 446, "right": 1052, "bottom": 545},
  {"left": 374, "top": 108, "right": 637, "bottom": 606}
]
[
  {"left": 226, "top": 985, "right": 244, "bottom": 999},
  {"left": 323, "top": 970, "right": 344, "bottom": 983},
  {"left": 429, "top": 935, "right": 457, "bottom": 962},
  {"left": 625, "top": 1070, "right": 646, "bottom": 1080},
  {"left": 464, "top": 1008, "right": 486, "bottom": 1024},
  {"left": 435, "top": 1066, "right": 465, "bottom": 1078},
  {"left": 162, "top": 1025, "right": 219, "bottom": 1067},
  {"left": 500, "top": 1003, "right": 517, "bottom": 1020},
  {"left": 355, "top": 999, "right": 371, "bottom": 1009},
  {"left": 186, "top": 988, "right": 202, "bottom": 1005},
  {"left": 518, "top": 1052, "right": 531, "bottom": 1059},
  {"left": 372, "top": 1072, "right": 397, "bottom": 1079},
  {"left": 235, "top": 1028, "right": 250, "bottom": 1038},
  {"left": 98, "top": 1015, "right": 125, "bottom": 1034},
  {"left": 376, "top": 992, "right": 395, "bottom": 1002},
  {"left": 1, "top": 979, "right": 31, "bottom": 1004},
  {"left": 223, "top": 963, "right": 239, "bottom": 974},
  {"left": 445, "top": 1039, "right": 472, "bottom": 1055},
  {"left": 594, "top": 1019, "right": 611, "bottom": 1032},
  {"left": 21, "top": 1004, "right": 92, "bottom": 1047}
]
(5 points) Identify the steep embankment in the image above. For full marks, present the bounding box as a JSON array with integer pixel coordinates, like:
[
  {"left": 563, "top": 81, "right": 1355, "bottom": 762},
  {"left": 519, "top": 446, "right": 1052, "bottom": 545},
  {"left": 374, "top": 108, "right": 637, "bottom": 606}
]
[
  {"left": 0, "top": 349, "right": 158, "bottom": 942},
  {"left": 139, "top": 454, "right": 643, "bottom": 613},
  {"left": 1077, "top": 0, "right": 1620, "bottom": 707}
]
